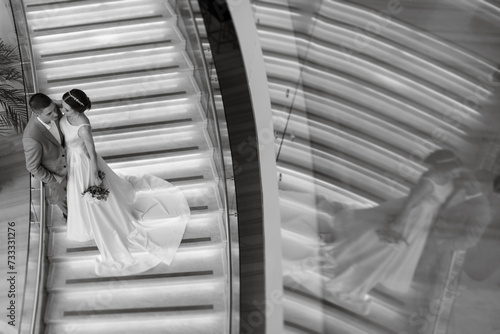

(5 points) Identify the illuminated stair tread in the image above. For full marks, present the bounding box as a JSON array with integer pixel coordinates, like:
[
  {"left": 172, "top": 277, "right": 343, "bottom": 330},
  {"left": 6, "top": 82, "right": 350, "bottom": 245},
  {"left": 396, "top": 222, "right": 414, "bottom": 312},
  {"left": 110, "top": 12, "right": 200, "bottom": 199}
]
[
  {"left": 40, "top": 40, "right": 181, "bottom": 60},
  {"left": 47, "top": 246, "right": 227, "bottom": 291},
  {"left": 39, "top": 50, "right": 193, "bottom": 86},
  {"left": 44, "top": 280, "right": 227, "bottom": 322},
  {"left": 25, "top": 0, "right": 141, "bottom": 10},
  {"left": 31, "top": 15, "right": 168, "bottom": 36},
  {"left": 44, "top": 313, "right": 227, "bottom": 334}
]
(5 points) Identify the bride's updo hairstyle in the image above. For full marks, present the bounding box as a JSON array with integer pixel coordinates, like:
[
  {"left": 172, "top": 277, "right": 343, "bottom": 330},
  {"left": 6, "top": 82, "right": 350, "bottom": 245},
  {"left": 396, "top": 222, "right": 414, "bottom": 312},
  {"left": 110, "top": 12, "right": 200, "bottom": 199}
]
[
  {"left": 424, "top": 149, "right": 462, "bottom": 172},
  {"left": 62, "top": 89, "right": 91, "bottom": 113}
]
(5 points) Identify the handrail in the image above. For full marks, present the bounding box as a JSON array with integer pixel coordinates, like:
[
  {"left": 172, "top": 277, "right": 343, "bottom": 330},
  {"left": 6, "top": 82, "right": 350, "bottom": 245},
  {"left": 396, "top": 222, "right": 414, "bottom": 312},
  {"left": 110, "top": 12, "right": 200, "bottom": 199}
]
[
  {"left": 30, "top": 185, "right": 46, "bottom": 334},
  {"left": 9, "top": 1, "right": 47, "bottom": 333}
]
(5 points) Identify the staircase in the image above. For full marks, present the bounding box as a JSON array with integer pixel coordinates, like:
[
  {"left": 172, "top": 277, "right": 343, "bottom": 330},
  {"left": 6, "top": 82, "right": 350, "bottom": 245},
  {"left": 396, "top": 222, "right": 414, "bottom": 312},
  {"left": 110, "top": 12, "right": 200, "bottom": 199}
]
[{"left": 22, "top": 0, "right": 230, "bottom": 333}]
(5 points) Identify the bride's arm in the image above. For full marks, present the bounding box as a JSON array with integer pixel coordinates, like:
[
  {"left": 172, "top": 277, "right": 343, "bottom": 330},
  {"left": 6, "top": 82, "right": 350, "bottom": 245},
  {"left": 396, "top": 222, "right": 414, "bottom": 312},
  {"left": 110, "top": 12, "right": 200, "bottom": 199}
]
[
  {"left": 78, "top": 121, "right": 102, "bottom": 186},
  {"left": 390, "top": 177, "right": 434, "bottom": 229}
]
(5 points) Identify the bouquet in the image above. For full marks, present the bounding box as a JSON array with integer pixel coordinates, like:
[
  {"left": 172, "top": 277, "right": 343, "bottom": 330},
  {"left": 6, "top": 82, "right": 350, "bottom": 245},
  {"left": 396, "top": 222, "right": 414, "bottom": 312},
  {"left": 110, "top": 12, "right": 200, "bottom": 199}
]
[
  {"left": 375, "top": 227, "right": 409, "bottom": 246},
  {"left": 82, "top": 171, "right": 110, "bottom": 204}
]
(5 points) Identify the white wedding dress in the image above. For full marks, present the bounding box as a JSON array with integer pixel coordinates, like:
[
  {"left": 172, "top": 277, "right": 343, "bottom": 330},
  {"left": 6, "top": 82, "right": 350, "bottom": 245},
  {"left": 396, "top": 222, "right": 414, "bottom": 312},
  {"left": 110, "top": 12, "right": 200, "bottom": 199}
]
[{"left": 60, "top": 115, "right": 190, "bottom": 276}]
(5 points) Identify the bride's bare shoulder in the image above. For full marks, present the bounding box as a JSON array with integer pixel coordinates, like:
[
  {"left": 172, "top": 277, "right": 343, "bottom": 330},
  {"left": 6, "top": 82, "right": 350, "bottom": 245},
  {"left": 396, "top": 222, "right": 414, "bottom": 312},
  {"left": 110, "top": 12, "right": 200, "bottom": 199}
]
[{"left": 72, "top": 113, "right": 91, "bottom": 126}]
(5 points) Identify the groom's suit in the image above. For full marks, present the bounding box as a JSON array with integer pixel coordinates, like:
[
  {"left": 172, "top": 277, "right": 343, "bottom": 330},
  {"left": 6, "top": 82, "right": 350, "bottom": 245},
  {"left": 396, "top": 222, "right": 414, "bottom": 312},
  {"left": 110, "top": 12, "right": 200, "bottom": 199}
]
[
  {"left": 22, "top": 111, "right": 67, "bottom": 214},
  {"left": 464, "top": 199, "right": 500, "bottom": 281},
  {"left": 434, "top": 193, "right": 491, "bottom": 251}
]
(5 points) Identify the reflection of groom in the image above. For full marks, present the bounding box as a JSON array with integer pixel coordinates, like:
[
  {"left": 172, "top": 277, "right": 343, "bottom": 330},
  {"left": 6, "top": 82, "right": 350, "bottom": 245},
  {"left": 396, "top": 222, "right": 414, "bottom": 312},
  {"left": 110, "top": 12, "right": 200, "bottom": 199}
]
[
  {"left": 433, "top": 172, "right": 491, "bottom": 251},
  {"left": 419, "top": 171, "right": 492, "bottom": 283},
  {"left": 22, "top": 93, "right": 67, "bottom": 216}
]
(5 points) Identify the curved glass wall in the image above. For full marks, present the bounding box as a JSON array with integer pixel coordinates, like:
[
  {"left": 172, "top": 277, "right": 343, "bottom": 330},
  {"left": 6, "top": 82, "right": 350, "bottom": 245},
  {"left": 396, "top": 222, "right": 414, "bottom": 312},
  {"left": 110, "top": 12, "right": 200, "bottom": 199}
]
[{"left": 251, "top": 0, "right": 500, "bottom": 333}]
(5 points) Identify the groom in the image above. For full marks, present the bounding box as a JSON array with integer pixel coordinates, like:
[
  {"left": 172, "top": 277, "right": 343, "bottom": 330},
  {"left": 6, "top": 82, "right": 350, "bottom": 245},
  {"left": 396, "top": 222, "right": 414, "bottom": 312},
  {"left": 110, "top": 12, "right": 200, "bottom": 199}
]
[
  {"left": 433, "top": 171, "right": 492, "bottom": 251},
  {"left": 22, "top": 93, "right": 68, "bottom": 217}
]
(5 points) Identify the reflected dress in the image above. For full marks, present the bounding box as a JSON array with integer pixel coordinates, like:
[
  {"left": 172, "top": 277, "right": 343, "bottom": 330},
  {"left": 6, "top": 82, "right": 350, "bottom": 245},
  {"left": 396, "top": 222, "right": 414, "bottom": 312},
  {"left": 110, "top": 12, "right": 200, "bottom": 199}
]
[
  {"left": 60, "top": 115, "right": 191, "bottom": 276},
  {"left": 322, "top": 177, "right": 453, "bottom": 300}
]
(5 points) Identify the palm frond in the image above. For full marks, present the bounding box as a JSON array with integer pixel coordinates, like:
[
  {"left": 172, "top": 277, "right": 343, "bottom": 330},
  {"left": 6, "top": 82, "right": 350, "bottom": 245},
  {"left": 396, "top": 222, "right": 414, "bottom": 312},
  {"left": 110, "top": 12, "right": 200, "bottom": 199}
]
[
  {"left": 0, "top": 40, "right": 22, "bottom": 84},
  {"left": 0, "top": 38, "right": 28, "bottom": 134}
]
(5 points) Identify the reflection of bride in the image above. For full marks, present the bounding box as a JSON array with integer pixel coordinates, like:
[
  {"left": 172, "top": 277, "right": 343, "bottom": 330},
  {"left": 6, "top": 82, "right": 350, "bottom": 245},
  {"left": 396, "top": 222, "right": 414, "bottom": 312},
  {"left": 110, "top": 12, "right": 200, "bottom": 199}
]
[{"left": 319, "top": 152, "right": 462, "bottom": 311}]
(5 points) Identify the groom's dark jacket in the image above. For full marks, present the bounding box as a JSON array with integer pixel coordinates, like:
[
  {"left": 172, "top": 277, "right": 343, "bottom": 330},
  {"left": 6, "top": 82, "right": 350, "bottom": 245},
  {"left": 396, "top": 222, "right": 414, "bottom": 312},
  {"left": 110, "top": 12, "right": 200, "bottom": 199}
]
[
  {"left": 22, "top": 112, "right": 66, "bottom": 186},
  {"left": 434, "top": 194, "right": 491, "bottom": 251}
]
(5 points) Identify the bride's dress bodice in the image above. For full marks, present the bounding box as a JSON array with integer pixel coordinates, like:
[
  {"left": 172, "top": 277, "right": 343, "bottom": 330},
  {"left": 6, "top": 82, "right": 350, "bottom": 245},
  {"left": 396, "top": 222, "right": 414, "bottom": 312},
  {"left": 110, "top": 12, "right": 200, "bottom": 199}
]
[
  {"left": 60, "top": 115, "right": 88, "bottom": 153},
  {"left": 419, "top": 177, "right": 453, "bottom": 208}
]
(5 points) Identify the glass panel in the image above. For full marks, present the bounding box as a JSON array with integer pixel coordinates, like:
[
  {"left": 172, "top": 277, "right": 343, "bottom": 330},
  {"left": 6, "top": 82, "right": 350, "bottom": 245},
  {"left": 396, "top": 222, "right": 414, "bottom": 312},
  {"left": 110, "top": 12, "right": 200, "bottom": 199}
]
[
  {"left": 251, "top": 0, "right": 500, "bottom": 333},
  {"left": 167, "top": 1, "right": 239, "bottom": 332}
]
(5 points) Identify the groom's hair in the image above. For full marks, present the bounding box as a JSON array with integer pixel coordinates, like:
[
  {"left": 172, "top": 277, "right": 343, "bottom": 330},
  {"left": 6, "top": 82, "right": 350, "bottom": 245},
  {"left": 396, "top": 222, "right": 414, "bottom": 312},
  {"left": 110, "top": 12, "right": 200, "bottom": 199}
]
[{"left": 29, "top": 93, "right": 52, "bottom": 114}]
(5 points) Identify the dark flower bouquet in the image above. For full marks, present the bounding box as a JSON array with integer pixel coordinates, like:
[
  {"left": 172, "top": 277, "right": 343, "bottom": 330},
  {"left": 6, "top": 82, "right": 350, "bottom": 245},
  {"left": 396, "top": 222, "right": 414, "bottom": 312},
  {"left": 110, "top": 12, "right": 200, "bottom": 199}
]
[
  {"left": 82, "top": 171, "right": 110, "bottom": 204},
  {"left": 375, "top": 227, "right": 409, "bottom": 246}
]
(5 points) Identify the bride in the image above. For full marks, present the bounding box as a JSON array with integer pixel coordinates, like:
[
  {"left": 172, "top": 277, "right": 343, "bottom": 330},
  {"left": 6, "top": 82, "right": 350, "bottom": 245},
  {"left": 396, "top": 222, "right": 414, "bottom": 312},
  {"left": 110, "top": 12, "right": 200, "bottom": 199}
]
[
  {"left": 319, "top": 150, "right": 463, "bottom": 312},
  {"left": 59, "top": 88, "right": 190, "bottom": 276}
]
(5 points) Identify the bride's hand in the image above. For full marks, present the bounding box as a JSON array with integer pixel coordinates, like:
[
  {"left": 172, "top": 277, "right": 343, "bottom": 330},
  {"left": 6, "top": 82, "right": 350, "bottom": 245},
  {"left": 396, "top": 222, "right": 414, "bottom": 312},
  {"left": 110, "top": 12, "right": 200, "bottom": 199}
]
[{"left": 92, "top": 171, "right": 103, "bottom": 186}]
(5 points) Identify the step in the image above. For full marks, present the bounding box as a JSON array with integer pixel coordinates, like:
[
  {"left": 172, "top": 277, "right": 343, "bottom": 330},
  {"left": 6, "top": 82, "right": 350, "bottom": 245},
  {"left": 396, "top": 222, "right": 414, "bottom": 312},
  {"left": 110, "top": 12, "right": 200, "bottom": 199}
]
[
  {"left": 28, "top": 1, "right": 174, "bottom": 34},
  {"left": 30, "top": 15, "right": 170, "bottom": 38},
  {"left": 83, "top": 96, "right": 205, "bottom": 131},
  {"left": 32, "top": 24, "right": 185, "bottom": 61},
  {"left": 39, "top": 39, "right": 184, "bottom": 62},
  {"left": 94, "top": 124, "right": 211, "bottom": 164},
  {"left": 47, "top": 235, "right": 227, "bottom": 292},
  {"left": 25, "top": 0, "right": 143, "bottom": 11},
  {"left": 44, "top": 279, "right": 227, "bottom": 323},
  {"left": 45, "top": 312, "right": 227, "bottom": 334},
  {"left": 175, "top": 182, "right": 223, "bottom": 216},
  {"left": 30, "top": 18, "right": 179, "bottom": 46},
  {"left": 92, "top": 116, "right": 206, "bottom": 138},
  {"left": 48, "top": 212, "right": 225, "bottom": 261},
  {"left": 45, "top": 71, "right": 199, "bottom": 105},
  {"left": 38, "top": 50, "right": 194, "bottom": 87},
  {"left": 109, "top": 153, "right": 218, "bottom": 186}
]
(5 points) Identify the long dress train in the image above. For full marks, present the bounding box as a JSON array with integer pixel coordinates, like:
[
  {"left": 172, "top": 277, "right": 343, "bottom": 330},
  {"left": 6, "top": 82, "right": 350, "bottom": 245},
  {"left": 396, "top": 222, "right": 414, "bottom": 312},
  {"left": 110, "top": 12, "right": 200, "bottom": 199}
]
[
  {"left": 60, "top": 115, "right": 190, "bottom": 276},
  {"left": 321, "top": 177, "right": 453, "bottom": 303}
]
